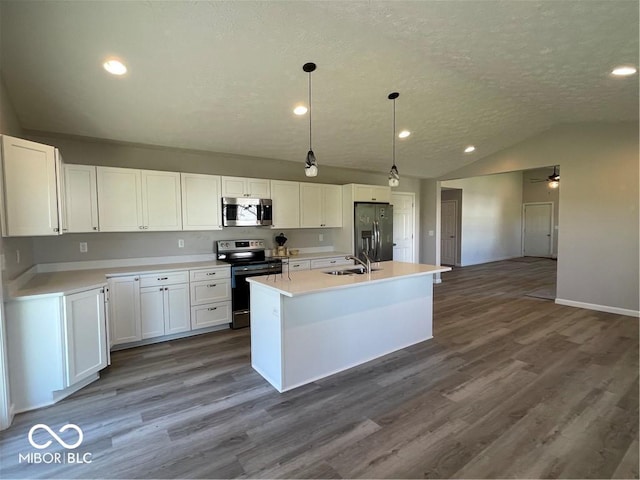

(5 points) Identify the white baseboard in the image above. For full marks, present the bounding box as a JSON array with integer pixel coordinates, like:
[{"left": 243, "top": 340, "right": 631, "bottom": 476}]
[{"left": 555, "top": 298, "right": 639, "bottom": 318}]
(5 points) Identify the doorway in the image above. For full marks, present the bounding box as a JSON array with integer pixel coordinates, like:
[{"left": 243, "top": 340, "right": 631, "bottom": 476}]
[
  {"left": 523, "top": 202, "right": 554, "bottom": 257},
  {"left": 441, "top": 200, "right": 458, "bottom": 265},
  {"left": 391, "top": 192, "right": 416, "bottom": 263}
]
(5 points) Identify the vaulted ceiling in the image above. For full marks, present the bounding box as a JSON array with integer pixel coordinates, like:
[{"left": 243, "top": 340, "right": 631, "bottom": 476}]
[{"left": 1, "top": 1, "right": 637, "bottom": 179}]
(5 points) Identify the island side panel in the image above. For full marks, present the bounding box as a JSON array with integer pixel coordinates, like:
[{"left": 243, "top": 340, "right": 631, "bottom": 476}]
[
  {"left": 250, "top": 282, "right": 284, "bottom": 391},
  {"left": 280, "top": 274, "right": 433, "bottom": 391}
]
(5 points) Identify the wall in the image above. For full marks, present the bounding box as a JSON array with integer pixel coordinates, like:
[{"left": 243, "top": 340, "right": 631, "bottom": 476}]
[
  {"left": 439, "top": 122, "right": 639, "bottom": 314},
  {"left": 441, "top": 172, "right": 523, "bottom": 266},
  {"left": 441, "top": 188, "right": 462, "bottom": 265},
  {"left": 419, "top": 178, "right": 439, "bottom": 266},
  {"left": 522, "top": 167, "right": 560, "bottom": 256},
  {"left": 24, "top": 132, "right": 421, "bottom": 264}
]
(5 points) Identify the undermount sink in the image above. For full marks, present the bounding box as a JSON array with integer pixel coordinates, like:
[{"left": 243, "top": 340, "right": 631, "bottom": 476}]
[{"left": 323, "top": 267, "right": 381, "bottom": 276}]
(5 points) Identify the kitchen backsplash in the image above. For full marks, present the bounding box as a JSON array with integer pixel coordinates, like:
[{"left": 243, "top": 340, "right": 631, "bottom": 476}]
[{"left": 30, "top": 228, "right": 335, "bottom": 265}]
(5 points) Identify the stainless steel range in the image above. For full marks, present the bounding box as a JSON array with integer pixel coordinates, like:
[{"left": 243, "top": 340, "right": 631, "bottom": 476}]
[{"left": 216, "top": 239, "right": 282, "bottom": 329}]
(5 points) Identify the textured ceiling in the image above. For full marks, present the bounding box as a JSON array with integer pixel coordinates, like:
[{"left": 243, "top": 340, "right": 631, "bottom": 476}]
[{"left": 0, "top": 1, "right": 637, "bottom": 179}]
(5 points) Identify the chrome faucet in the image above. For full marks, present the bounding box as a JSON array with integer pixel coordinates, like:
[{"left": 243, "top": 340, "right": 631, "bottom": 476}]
[{"left": 346, "top": 253, "right": 371, "bottom": 273}]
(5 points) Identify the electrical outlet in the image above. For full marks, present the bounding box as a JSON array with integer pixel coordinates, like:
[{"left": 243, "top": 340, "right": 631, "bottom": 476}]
[
  {"left": 178, "top": 239, "right": 184, "bottom": 248},
  {"left": 16, "top": 249, "right": 20, "bottom": 264},
  {"left": 319, "top": 234, "right": 324, "bottom": 242},
  {"left": 80, "top": 242, "right": 88, "bottom": 253}
]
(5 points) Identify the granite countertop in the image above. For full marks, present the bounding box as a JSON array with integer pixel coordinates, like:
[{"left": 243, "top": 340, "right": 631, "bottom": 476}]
[
  {"left": 10, "top": 260, "right": 230, "bottom": 299},
  {"left": 247, "top": 261, "right": 451, "bottom": 297}
]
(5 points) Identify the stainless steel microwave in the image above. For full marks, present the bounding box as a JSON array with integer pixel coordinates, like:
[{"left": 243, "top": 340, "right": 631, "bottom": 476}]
[{"left": 222, "top": 197, "right": 273, "bottom": 227}]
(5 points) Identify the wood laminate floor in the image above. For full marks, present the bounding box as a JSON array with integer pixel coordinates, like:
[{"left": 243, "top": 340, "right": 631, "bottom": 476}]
[{"left": 1, "top": 258, "right": 638, "bottom": 479}]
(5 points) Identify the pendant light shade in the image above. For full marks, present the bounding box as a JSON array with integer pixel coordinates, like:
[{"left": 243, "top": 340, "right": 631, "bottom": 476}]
[
  {"left": 388, "top": 92, "right": 400, "bottom": 187},
  {"left": 303, "top": 62, "right": 318, "bottom": 177}
]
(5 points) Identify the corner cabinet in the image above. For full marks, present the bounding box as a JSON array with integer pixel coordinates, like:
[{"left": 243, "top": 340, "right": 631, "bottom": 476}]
[
  {"left": 5, "top": 287, "right": 109, "bottom": 413},
  {"left": 0, "top": 135, "right": 63, "bottom": 236},
  {"left": 221, "top": 176, "right": 270, "bottom": 198},
  {"left": 181, "top": 173, "right": 223, "bottom": 230},
  {"left": 300, "top": 183, "right": 343, "bottom": 228},
  {"left": 270, "top": 180, "right": 300, "bottom": 229}
]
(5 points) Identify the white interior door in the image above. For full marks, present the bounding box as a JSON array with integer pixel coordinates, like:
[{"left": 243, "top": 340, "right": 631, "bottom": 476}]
[
  {"left": 441, "top": 200, "right": 457, "bottom": 265},
  {"left": 391, "top": 193, "right": 415, "bottom": 263},
  {"left": 523, "top": 203, "right": 553, "bottom": 257}
]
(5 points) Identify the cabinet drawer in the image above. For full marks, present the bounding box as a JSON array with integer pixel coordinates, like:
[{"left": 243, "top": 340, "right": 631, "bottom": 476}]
[
  {"left": 189, "top": 267, "right": 230, "bottom": 282},
  {"left": 191, "top": 302, "right": 231, "bottom": 329},
  {"left": 288, "top": 260, "right": 311, "bottom": 271},
  {"left": 139, "top": 271, "right": 189, "bottom": 287},
  {"left": 310, "top": 257, "right": 353, "bottom": 269},
  {"left": 190, "top": 279, "right": 231, "bottom": 305}
]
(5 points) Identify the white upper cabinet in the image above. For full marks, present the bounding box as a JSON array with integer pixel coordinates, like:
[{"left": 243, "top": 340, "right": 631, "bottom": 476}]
[
  {"left": 271, "top": 180, "right": 300, "bottom": 229},
  {"left": 141, "top": 170, "right": 182, "bottom": 231},
  {"left": 97, "top": 167, "right": 182, "bottom": 232},
  {"left": 300, "top": 183, "right": 343, "bottom": 228},
  {"left": 0, "top": 135, "right": 61, "bottom": 236},
  {"left": 64, "top": 164, "right": 99, "bottom": 233},
  {"left": 353, "top": 184, "right": 391, "bottom": 203},
  {"left": 221, "top": 176, "right": 270, "bottom": 198},
  {"left": 181, "top": 173, "right": 222, "bottom": 230},
  {"left": 97, "top": 167, "right": 143, "bottom": 232}
]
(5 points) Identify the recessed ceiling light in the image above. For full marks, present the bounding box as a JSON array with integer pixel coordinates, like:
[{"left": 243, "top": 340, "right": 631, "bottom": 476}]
[
  {"left": 103, "top": 59, "right": 127, "bottom": 76},
  {"left": 398, "top": 130, "right": 411, "bottom": 139},
  {"left": 611, "top": 66, "right": 637, "bottom": 77},
  {"left": 464, "top": 145, "right": 476, "bottom": 153},
  {"left": 293, "top": 105, "right": 308, "bottom": 115}
]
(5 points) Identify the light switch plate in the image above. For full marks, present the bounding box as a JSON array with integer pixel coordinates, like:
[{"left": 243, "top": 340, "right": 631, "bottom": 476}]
[
  {"left": 80, "top": 242, "right": 88, "bottom": 253},
  {"left": 178, "top": 239, "right": 184, "bottom": 248}
]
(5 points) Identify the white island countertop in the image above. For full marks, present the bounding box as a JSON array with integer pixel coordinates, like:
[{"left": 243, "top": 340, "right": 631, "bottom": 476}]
[{"left": 247, "top": 261, "right": 451, "bottom": 297}]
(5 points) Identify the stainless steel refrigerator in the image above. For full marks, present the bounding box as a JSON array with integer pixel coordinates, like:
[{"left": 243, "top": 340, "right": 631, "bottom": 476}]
[{"left": 354, "top": 203, "right": 394, "bottom": 261}]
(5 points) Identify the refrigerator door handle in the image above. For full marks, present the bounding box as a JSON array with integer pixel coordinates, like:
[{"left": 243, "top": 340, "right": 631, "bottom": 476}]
[{"left": 374, "top": 220, "right": 380, "bottom": 260}]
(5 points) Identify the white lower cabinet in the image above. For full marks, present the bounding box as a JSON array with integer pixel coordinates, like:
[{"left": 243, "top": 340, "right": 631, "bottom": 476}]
[
  {"left": 191, "top": 302, "right": 232, "bottom": 329},
  {"left": 140, "top": 283, "right": 190, "bottom": 339},
  {"left": 63, "top": 288, "right": 109, "bottom": 386},
  {"left": 108, "top": 275, "right": 142, "bottom": 345},
  {"left": 6, "top": 287, "right": 109, "bottom": 412},
  {"left": 288, "top": 259, "right": 311, "bottom": 271},
  {"left": 108, "top": 266, "right": 232, "bottom": 348},
  {"left": 310, "top": 256, "right": 353, "bottom": 269},
  {"left": 138, "top": 271, "right": 190, "bottom": 339},
  {"left": 189, "top": 267, "right": 231, "bottom": 329}
]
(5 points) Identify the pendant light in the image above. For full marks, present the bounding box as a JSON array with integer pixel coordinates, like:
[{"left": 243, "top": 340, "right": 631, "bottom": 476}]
[
  {"left": 303, "top": 62, "right": 318, "bottom": 177},
  {"left": 548, "top": 165, "right": 560, "bottom": 189},
  {"left": 388, "top": 92, "right": 400, "bottom": 187}
]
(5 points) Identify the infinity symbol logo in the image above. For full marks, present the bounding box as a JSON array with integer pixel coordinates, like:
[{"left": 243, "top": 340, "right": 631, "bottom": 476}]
[{"left": 28, "top": 424, "right": 84, "bottom": 450}]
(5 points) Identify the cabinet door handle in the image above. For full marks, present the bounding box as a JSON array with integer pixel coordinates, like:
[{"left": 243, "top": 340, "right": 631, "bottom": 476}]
[
  {"left": 159, "top": 287, "right": 163, "bottom": 291},
  {"left": 207, "top": 307, "right": 217, "bottom": 311},
  {"left": 206, "top": 272, "right": 217, "bottom": 276},
  {"left": 372, "top": 198, "right": 377, "bottom": 201},
  {"left": 53, "top": 227, "right": 59, "bottom": 232},
  {"left": 330, "top": 260, "right": 336, "bottom": 264},
  {"left": 62, "top": 228, "right": 68, "bottom": 231},
  {"left": 207, "top": 284, "right": 217, "bottom": 288},
  {"left": 93, "top": 227, "right": 98, "bottom": 231},
  {"left": 134, "top": 278, "right": 139, "bottom": 281},
  {"left": 158, "top": 277, "right": 168, "bottom": 280},
  {"left": 139, "top": 226, "right": 143, "bottom": 230}
]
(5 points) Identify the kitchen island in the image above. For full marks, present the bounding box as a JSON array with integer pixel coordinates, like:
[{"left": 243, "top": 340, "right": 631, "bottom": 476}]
[{"left": 247, "top": 261, "right": 451, "bottom": 392}]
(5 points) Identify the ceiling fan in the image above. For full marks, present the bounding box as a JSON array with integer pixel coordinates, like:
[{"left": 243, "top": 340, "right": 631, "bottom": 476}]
[{"left": 530, "top": 165, "right": 560, "bottom": 188}]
